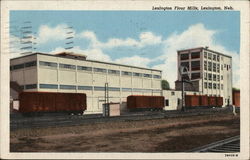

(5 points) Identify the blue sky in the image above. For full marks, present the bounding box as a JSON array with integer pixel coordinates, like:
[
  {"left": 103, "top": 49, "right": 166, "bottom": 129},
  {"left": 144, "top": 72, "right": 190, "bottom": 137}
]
[{"left": 10, "top": 11, "right": 240, "bottom": 88}]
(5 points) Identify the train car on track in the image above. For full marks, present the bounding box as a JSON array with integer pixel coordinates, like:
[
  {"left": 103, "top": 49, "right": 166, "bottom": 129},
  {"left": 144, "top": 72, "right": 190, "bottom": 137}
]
[
  {"left": 19, "top": 92, "right": 87, "bottom": 116},
  {"left": 185, "top": 95, "right": 223, "bottom": 108},
  {"left": 127, "top": 95, "right": 164, "bottom": 111}
]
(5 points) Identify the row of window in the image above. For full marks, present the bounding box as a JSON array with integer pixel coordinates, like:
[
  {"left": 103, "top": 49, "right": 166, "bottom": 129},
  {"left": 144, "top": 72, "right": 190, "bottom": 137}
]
[
  {"left": 39, "top": 61, "right": 161, "bottom": 79},
  {"left": 204, "top": 52, "right": 221, "bottom": 62},
  {"left": 204, "top": 61, "right": 221, "bottom": 72},
  {"left": 204, "top": 73, "right": 223, "bottom": 81},
  {"left": 180, "top": 61, "right": 201, "bottom": 71},
  {"left": 180, "top": 52, "right": 200, "bottom": 60},
  {"left": 204, "top": 82, "right": 223, "bottom": 90},
  {"left": 10, "top": 61, "right": 37, "bottom": 70},
  {"left": 38, "top": 83, "right": 161, "bottom": 92}
]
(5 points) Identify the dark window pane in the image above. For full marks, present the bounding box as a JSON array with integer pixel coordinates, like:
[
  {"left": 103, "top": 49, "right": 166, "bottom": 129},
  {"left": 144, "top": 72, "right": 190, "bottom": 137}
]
[
  {"left": 78, "top": 86, "right": 92, "bottom": 90},
  {"left": 77, "top": 66, "right": 92, "bottom": 71},
  {"left": 180, "top": 53, "right": 189, "bottom": 60},
  {"left": 40, "top": 84, "right": 58, "bottom": 89},
  {"left": 25, "top": 61, "right": 37, "bottom": 67},
  {"left": 60, "top": 85, "right": 76, "bottom": 90},
  {"left": 191, "top": 61, "right": 200, "bottom": 71},
  {"left": 191, "top": 52, "right": 200, "bottom": 59},
  {"left": 25, "top": 84, "right": 37, "bottom": 89}
]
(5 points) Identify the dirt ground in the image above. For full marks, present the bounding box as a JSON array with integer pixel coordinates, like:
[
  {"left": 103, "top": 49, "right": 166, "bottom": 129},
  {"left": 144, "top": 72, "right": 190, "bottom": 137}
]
[{"left": 10, "top": 113, "right": 240, "bottom": 152}]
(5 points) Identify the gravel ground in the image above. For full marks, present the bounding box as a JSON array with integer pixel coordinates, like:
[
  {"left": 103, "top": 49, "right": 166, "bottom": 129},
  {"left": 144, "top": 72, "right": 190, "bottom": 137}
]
[{"left": 10, "top": 113, "right": 240, "bottom": 152}]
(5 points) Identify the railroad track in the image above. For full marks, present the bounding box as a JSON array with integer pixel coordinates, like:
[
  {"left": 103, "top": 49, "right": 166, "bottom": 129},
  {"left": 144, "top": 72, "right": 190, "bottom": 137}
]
[
  {"left": 189, "top": 135, "right": 240, "bottom": 152},
  {"left": 10, "top": 107, "right": 236, "bottom": 130}
]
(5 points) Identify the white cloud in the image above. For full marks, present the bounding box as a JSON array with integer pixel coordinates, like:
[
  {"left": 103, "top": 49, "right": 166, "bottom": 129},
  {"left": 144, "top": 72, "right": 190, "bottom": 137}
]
[
  {"left": 114, "top": 56, "right": 151, "bottom": 68},
  {"left": 79, "top": 30, "right": 162, "bottom": 49},
  {"left": 37, "top": 24, "right": 73, "bottom": 44},
  {"left": 152, "top": 23, "right": 240, "bottom": 88}
]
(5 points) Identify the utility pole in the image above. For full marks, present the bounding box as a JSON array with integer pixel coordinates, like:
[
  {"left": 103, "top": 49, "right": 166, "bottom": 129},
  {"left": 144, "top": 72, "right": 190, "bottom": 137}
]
[{"left": 179, "top": 66, "right": 191, "bottom": 112}]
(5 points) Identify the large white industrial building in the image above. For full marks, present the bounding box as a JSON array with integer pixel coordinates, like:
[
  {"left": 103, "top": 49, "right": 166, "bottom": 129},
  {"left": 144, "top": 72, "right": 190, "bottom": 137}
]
[
  {"left": 10, "top": 52, "right": 162, "bottom": 114},
  {"left": 175, "top": 47, "right": 232, "bottom": 107}
]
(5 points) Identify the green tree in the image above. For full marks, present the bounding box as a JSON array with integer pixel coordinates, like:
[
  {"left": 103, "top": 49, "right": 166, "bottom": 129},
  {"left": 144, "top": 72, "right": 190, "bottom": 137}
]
[{"left": 161, "top": 80, "right": 170, "bottom": 90}]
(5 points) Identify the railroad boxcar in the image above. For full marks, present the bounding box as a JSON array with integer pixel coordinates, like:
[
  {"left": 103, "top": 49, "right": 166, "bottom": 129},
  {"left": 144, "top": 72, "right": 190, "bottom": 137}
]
[
  {"left": 199, "top": 95, "right": 208, "bottom": 107},
  {"left": 127, "top": 95, "right": 164, "bottom": 111},
  {"left": 19, "top": 92, "right": 87, "bottom": 115},
  {"left": 216, "top": 97, "right": 223, "bottom": 107},
  {"left": 208, "top": 96, "right": 217, "bottom": 107},
  {"left": 185, "top": 95, "right": 200, "bottom": 107}
]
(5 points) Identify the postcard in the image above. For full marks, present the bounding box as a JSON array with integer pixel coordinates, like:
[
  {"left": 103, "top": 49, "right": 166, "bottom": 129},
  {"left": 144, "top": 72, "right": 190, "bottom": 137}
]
[{"left": 0, "top": 0, "right": 249, "bottom": 159}]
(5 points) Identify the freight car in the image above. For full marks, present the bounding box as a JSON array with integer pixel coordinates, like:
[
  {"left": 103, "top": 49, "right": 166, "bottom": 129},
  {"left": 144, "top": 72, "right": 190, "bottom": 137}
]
[
  {"left": 185, "top": 95, "right": 223, "bottom": 108},
  {"left": 127, "top": 95, "right": 165, "bottom": 111},
  {"left": 19, "top": 92, "right": 87, "bottom": 116}
]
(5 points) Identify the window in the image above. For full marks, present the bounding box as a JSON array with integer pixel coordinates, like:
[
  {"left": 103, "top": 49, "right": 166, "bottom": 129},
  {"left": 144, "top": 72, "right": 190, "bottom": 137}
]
[
  {"left": 171, "top": 91, "right": 175, "bottom": 96},
  {"left": 208, "top": 73, "right": 212, "bottom": 80},
  {"left": 227, "top": 65, "right": 229, "bottom": 70},
  {"left": 77, "top": 66, "right": 92, "bottom": 71},
  {"left": 94, "top": 68, "right": 107, "bottom": 73},
  {"left": 25, "top": 61, "right": 36, "bottom": 67},
  {"left": 217, "top": 84, "right": 220, "bottom": 89},
  {"left": 153, "top": 75, "right": 161, "bottom": 79},
  {"left": 217, "top": 55, "right": 220, "bottom": 61},
  {"left": 133, "top": 72, "right": 142, "bottom": 77},
  {"left": 213, "top": 74, "right": 216, "bottom": 81},
  {"left": 181, "top": 62, "right": 189, "bottom": 71},
  {"left": 122, "top": 88, "right": 132, "bottom": 92},
  {"left": 213, "top": 63, "right": 216, "bottom": 72},
  {"left": 10, "top": 66, "right": 13, "bottom": 71},
  {"left": 78, "top": 86, "right": 92, "bottom": 90},
  {"left": 221, "top": 64, "right": 223, "bottom": 70},
  {"left": 39, "top": 61, "right": 57, "bottom": 68},
  {"left": 217, "top": 64, "right": 220, "bottom": 72},
  {"left": 94, "top": 86, "right": 105, "bottom": 91},
  {"left": 165, "top": 99, "right": 169, "bottom": 106},
  {"left": 191, "top": 73, "right": 200, "bottom": 80},
  {"left": 59, "top": 63, "right": 76, "bottom": 70},
  {"left": 213, "top": 83, "right": 216, "bottom": 89},
  {"left": 208, "top": 53, "right": 212, "bottom": 60},
  {"left": 204, "top": 52, "right": 207, "bottom": 58},
  {"left": 204, "top": 82, "right": 207, "bottom": 89},
  {"left": 180, "top": 53, "right": 189, "bottom": 60},
  {"left": 143, "top": 74, "right": 152, "bottom": 78},
  {"left": 221, "top": 56, "right": 223, "bottom": 61},
  {"left": 60, "top": 85, "right": 76, "bottom": 90},
  {"left": 108, "top": 87, "right": 120, "bottom": 91},
  {"left": 208, "top": 62, "right": 212, "bottom": 71},
  {"left": 217, "top": 75, "right": 220, "bottom": 81},
  {"left": 122, "top": 71, "right": 132, "bottom": 76},
  {"left": 208, "top": 83, "right": 212, "bottom": 89},
  {"left": 108, "top": 69, "right": 120, "bottom": 75},
  {"left": 204, "top": 73, "right": 207, "bottom": 80},
  {"left": 25, "top": 84, "right": 37, "bottom": 89},
  {"left": 213, "top": 55, "right": 216, "bottom": 61},
  {"left": 221, "top": 75, "right": 223, "bottom": 80},
  {"left": 40, "top": 84, "right": 58, "bottom": 89},
  {"left": 204, "top": 61, "right": 207, "bottom": 70},
  {"left": 191, "top": 52, "right": 200, "bottom": 59},
  {"left": 13, "top": 63, "right": 24, "bottom": 70},
  {"left": 221, "top": 84, "right": 223, "bottom": 90},
  {"left": 191, "top": 61, "right": 200, "bottom": 71}
]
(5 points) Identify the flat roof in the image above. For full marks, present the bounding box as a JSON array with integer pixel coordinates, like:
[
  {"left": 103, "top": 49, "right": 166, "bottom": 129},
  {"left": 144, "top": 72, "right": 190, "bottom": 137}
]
[
  {"left": 177, "top": 47, "right": 232, "bottom": 58},
  {"left": 10, "top": 52, "right": 162, "bottom": 72}
]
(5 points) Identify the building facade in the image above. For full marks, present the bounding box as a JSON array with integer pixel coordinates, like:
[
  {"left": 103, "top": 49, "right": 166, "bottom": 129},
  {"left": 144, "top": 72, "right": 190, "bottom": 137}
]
[
  {"left": 10, "top": 52, "right": 162, "bottom": 114},
  {"left": 175, "top": 47, "right": 233, "bottom": 107}
]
